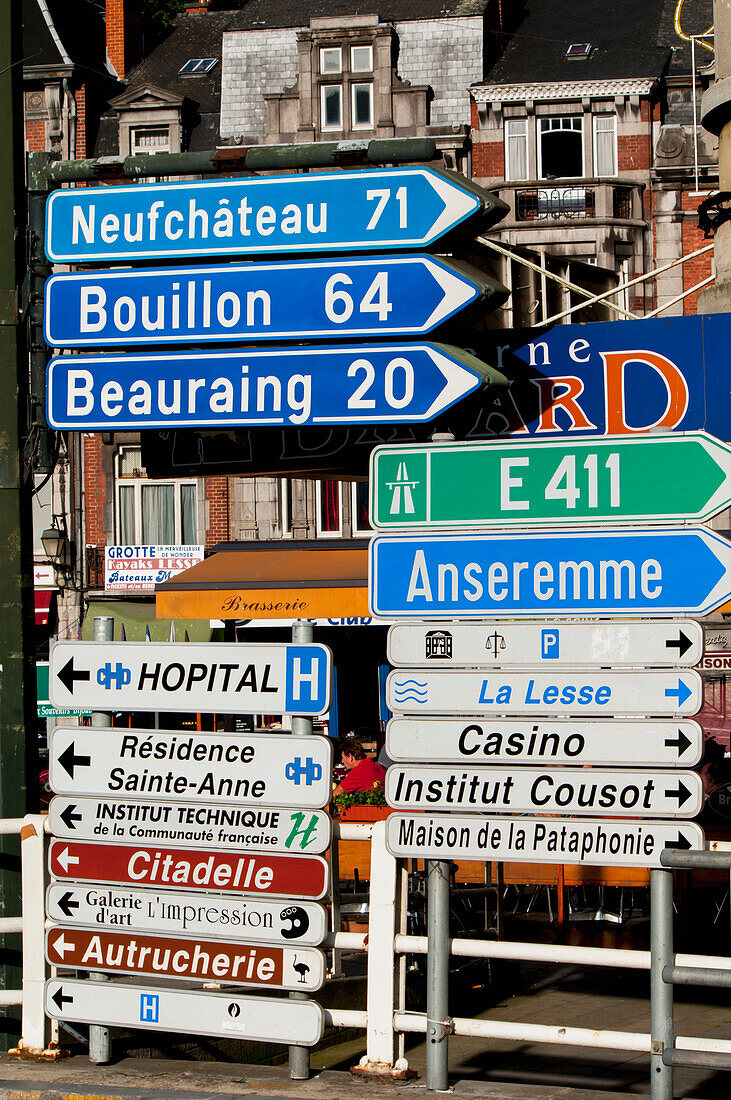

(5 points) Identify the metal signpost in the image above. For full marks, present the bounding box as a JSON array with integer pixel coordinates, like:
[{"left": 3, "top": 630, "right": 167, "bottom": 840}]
[
  {"left": 384, "top": 765, "right": 703, "bottom": 817},
  {"left": 369, "top": 526, "right": 731, "bottom": 618},
  {"left": 370, "top": 433, "right": 731, "bottom": 528},
  {"left": 46, "top": 343, "right": 498, "bottom": 431},
  {"left": 387, "top": 619, "right": 704, "bottom": 668},
  {"left": 45, "top": 980, "right": 325, "bottom": 1046},
  {"left": 49, "top": 727, "right": 333, "bottom": 809},
  {"left": 44, "top": 166, "right": 500, "bottom": 261},
  {"left": 48, "top": 796, "right": 332, "bottom": 852},
  {"left": 385, "top": 716, "right": 703, "bottom": 767},
  {"left": 46, "top": 926, "right": 326, "bottom": 991},
  {"left": 49, "top": 641, "right": 332, "bottom": 714},
  {"left": 385, "top": 814, "right": 704, "bottom": 867},
  {"left": 48, "top": 840, "right": 329, "bottom": 898},
  {"left": 385, "top": 668, "right": 702, "bottom": 717},
  {"left": 44, "top": 256, "right": 497, "bottom": 347},
  {"left": 46, "top": 883, "right": 328, "bottom": 946}
]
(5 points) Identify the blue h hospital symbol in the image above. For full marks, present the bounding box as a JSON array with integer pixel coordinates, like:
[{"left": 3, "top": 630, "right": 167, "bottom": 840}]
[
  {"left": 285, "top": 648, "right": 325, "bottom": 710},
  {"left": 140, "top": 993, "right": 159, "bottom": 1023}
]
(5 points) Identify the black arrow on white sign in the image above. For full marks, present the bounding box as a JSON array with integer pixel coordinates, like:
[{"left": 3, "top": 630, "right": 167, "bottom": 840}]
[
  {"left": 57, "top": 891, "right": 79, "bottom": 918},
  {"left": 51, "top": 986, "right": 74, "bottom": 1012},
  {"left": 664, "top": 832, "right": 693, "bottom": 851},
  {"left": 59, "top": 803, "right": 82, "bottom": 829},
  {"left": 57, "top": 657, "right": 90, "bottom": 695},
  {"left": 664, "top": 729, "right": 693, "bottom": 757},
  {"left": 58, "top": 743, "right": 91, "bottom": 779},
  {"left": 665, "top": 630, "right": 693, "bottom": 658},
  {"left": 665, "top": 780, "right": 694, "bottom": 808}
]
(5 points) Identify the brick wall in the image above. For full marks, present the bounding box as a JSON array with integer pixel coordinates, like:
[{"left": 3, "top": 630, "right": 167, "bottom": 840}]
[
  {"left": 618, "top": 134, "right": 651, "bottom": 171},
  {"left": 75, "top": 84, "right": 87, "bottom": 158},
  {"left": 83, "top": 435, "right": 106, "bottom": 546},
  {"left": 106, "top": 0, "right": 141, "bottom": 79},
  {"left": 205, "top": 477, "right": 230, "bottom": 547},
  {"left": 25, "top": 118, "right": 46, "bottom": 153},
  {"left": 681, "top": 190, "right": 713, "bottom": 314},
  {"left": 472, "top": 140, "right": 504, "bottom": 178}
]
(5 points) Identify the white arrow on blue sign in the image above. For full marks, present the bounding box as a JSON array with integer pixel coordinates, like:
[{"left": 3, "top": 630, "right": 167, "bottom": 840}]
[
  {"left": 46, "top": 343, "right": 499, "bottom": 431},
  {"left": 44, "top": 168, "right": 501, "bottom": 263},
  {"left": 369, "top": 526, "right": 731, "bottom": 618},
  {"left": 44, "top": 256, "right": 498, "bottom": 348}
]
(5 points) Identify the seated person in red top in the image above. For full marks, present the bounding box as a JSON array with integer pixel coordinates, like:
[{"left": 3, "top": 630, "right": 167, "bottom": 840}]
[{"left": 333, "top": 736, "right": 386, "bottom": 797}]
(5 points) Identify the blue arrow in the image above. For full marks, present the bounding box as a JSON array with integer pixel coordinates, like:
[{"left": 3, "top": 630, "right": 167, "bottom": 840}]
[
  {"left": 44, "top": 255, "right": 504, "bottom": 348},
  {"left": 46, "top": 343, "right": 505, "bottom": 430},
  {"left": 664, "top": 678, "right": 693, "bottom": 708},
  {"left": 45, "top": 167, "right": 507, "bottom": 263},
  {"left": 369, "top": 527, "right": 731, "bottom": 618}
]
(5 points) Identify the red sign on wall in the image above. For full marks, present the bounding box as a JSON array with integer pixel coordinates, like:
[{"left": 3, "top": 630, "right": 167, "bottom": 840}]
[
  {"left": 48, "top": 841, "right": 329, "bottom": 899},
  {"left": 46, "top": 926, "right": 324, "bottom": 991}
]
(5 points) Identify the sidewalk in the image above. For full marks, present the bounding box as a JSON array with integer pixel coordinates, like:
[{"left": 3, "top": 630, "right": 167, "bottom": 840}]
[{"left": 1, "top": 962, "right": 730, "bottom": 1100}]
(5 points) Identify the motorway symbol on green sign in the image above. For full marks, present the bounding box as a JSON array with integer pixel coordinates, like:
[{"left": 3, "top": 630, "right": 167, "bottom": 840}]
[{"left": 370, "top": 431, "right": 731, "bottom": 528}]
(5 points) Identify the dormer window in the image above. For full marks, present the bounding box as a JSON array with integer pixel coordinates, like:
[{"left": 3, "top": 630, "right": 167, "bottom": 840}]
[{"left": 179, "top": 58, "right": 218, "bottom": 76}]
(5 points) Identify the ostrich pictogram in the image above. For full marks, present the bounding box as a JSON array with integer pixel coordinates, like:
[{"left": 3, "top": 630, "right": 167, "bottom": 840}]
[{"left": 292, "top": 955, "right": 310, "bottom": 983}]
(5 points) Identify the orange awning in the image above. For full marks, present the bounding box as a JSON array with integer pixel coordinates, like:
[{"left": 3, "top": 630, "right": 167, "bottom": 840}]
[{"left": 155, "top": 540, "right": 369, "bottom": 621}]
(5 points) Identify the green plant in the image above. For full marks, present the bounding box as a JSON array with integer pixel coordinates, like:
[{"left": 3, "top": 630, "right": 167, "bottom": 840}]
[{"left": 335, "top": 785, "right": 387, "bottom": 810}]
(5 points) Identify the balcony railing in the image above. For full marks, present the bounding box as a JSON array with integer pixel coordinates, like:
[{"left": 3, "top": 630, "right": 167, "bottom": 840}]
[{"left": 495, "top": 179, "right": 644, "bottom": 226}]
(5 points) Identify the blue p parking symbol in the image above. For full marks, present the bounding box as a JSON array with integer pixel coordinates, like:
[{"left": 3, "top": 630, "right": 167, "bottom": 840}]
[{"left": 541, "top": 630, "right": 559, "bottom": 659}]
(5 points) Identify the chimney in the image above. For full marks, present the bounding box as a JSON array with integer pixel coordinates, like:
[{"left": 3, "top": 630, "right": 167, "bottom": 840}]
[
  {"left": 106, "top": 0, "right": 142, "bottom": 79},
  {"left": 184, "top": 0, "right": 210, "bottom": 11}
]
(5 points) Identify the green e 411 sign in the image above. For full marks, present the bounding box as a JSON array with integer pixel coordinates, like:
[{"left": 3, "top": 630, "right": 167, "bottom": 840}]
[{"left": 370, "top": 431, "right": 731, "bottom": 529}]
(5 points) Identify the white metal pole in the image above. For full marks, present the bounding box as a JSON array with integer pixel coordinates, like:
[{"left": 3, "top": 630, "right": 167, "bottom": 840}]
[
  {"left": 88, "top": 615, "right": 113, "bottom": 1065},
  {"left": 650, "top": 867, "right": 674, "bottom": 1100},
  {"left": 20, "top": 815, "right": 47, "bottom": 1053},
  {"left": 289, "top": 619, "right": 313, "bottom": 1081}
]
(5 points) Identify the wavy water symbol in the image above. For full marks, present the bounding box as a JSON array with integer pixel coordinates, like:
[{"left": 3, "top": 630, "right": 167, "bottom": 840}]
[{"left": 392, "top": 678, "right": 428, "bottom": 703}]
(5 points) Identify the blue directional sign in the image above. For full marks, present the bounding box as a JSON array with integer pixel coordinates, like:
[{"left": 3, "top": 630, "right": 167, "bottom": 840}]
[
  {"left": 368, "top": 526, "right": 731, "bottom": 618},
  {"left": 44, "top": 168, "right": 504, "bottom": 263},
  {"left": 44, "top": 256, "right": 499, "bottom": 349},
  {"left": 46, "top": 343, "right": 502, "bottom": 430}
]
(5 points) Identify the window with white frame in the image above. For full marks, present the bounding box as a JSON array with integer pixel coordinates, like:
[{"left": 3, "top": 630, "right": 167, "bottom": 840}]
[
  {"left": 351, "top": 44, "right": 373, "bottom": 72},
  {"left": 351, "top": 482, "right": 373, "bottom": 536},
  {"left": 593, "top": 114, "right": 617, "bottom": 177},
  {"left": 538, "top": 116, "right": 584, "bottom": 178},
  {"left": 316, "top": 480, "right": 342, "bottom": 536},
  {"left": 320, "top": 47, "right": 342, "bottom": 74},
  {"left": 116, "top": 447, "right": 197, "bottom": 545},
  {"left": 130, "top": 126, "right": 171, "bottom": 155},
  {"left": 351, "top": 82, "right": 373, "bottom": 129},
  {"left": 505, "top": 118, "right": 529, "bottom": 181},
  {"left": 320, "top": 84, "right": 343, "bottom": 130}
]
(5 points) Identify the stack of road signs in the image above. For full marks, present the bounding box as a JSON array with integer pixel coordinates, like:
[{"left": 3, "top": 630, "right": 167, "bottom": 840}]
[
  {"left": 367, "top": 434, "right": 719, "bottom": 870},
  {"left": 45, "top": 641, "right": 333, "bottom": 1045},
  {"left": 43, "top": 168, "right": 508, "bottom": 433}
]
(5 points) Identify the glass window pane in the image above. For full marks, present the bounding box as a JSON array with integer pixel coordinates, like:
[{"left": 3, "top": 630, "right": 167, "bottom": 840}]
[
  {"left": 142, "top": 484, "right": 175, "bottom": 544},
  {"left": 319, "top": 481, "right": 340, "bottom": 533},
  {"left": 119, "top": 447, "right": 144, "bottom": 477},
  {"left": 539, "top": 117, "right": 583, "bottom": 178},
  {"left": 118, "top": 485, "right": 136, "bottom": 543},
  {"left": 353, "top": 84, "right": 372, "bottom": 127},
  {"left": 353, "top": 482, "right": 372, "bottom": 533},
  {"left": 351, "top": 45, "right": 372, "bottom": 72},
  {"left": 505, "top": 119, "right": 528, "bottom": 181},
  {"left": 180, "top": 484, "right": 197, "bottom": 544},
  {"left": 322, "top": 85, "right": 342, "bottom": 128},
  {"left": 594, "top": 115, "right": 616, "bottom": 176},
  {"left": 320, "top": 47, "right": 341, "bottom": 73}
]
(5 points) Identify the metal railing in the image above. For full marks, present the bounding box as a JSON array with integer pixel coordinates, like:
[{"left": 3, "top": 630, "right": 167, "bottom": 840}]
[{"left": 495, "top": 178, "right": 644, "bottom": 225}]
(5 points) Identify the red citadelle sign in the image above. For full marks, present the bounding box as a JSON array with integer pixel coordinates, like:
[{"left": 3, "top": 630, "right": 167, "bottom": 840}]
[{"left": 48, "top": 840, "right": 329, "bottom": 899}]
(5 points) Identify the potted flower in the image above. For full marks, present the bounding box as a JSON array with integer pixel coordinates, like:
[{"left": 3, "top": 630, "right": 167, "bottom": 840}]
[{"left": 335, "top": 784, "right": 392, "bottom": 822}]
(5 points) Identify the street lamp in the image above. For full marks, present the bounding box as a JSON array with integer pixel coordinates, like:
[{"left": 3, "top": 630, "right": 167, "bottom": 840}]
[{"left": 40, "top": 516, "right": 67, "bottom": 562}]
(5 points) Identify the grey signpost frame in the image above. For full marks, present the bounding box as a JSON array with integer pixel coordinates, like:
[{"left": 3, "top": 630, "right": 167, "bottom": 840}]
[
  {"left": 289, "top": 619, "right": 314, "bottom": 1081},
  {"left": 88, "top": 616, "right": 114, "bottom": 1065},
  {"left": 650, "top": 867, "right": 674, "bottom": 1100},
  {"left": 426, "top": 859, "right": 450, "bottom": 1091}
]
